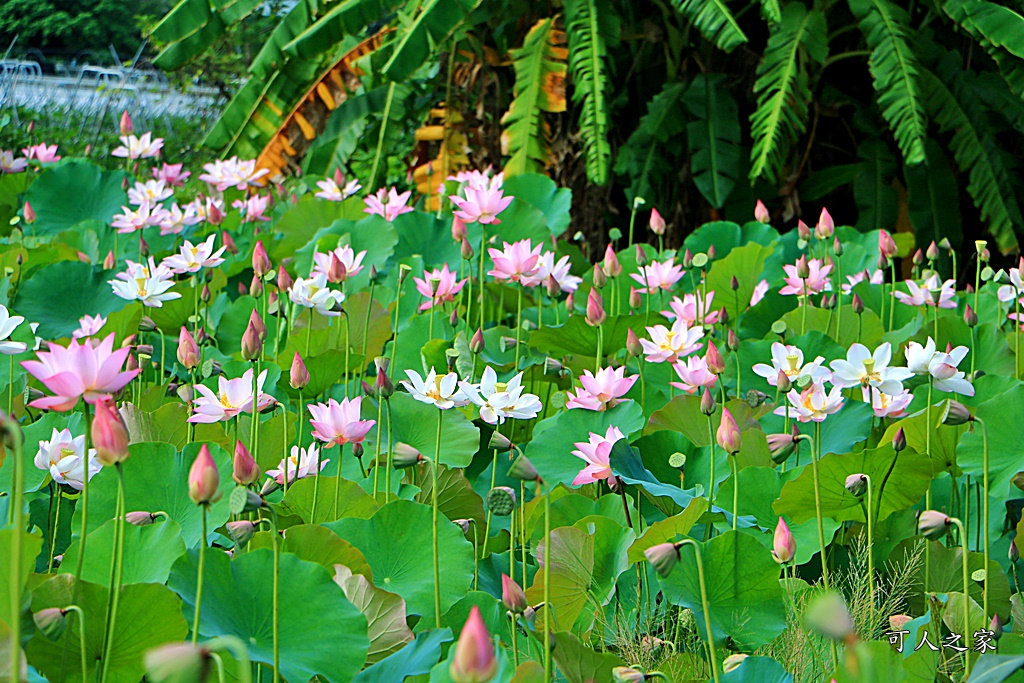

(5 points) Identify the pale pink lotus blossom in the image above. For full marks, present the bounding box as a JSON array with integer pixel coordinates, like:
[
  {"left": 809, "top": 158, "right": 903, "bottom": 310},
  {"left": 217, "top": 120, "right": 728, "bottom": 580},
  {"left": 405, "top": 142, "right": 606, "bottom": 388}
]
[
  {"left": 663, "top": 292, "right": 719, "bottom": 326},
  {"left": 23, "top": 143, "right": 61, "bottom": 162},
  {"left": 158, "top": 203, "right": 201, "bottom": 236},
  {"left": 750, "top": 279, "right": 770, "bottom": 307},
  {"left": 842, "top": 269, "right": 884, "bottom": 294},
  {"left": 315, "top": 178, "right": 343, "bottom": 201},
  {"left": 189, "top": 368, "right": 274, "bottom": 423},
  {"left": 521, "top": 252, "right": 582, "bottom": 293},
  {"left": 363, "top": 187, "right": 413, "bottom": 221},
  {"left": 752, "top": 342, "right": 831, "bottom": 386},
  {"left": 308, "top": 397, "right": 375, "bottom": 447},
  {"left": 414, "top": 264, "right": 467, "bottom": 310},
  {"left": 233, "top": 194, "right": 271, "bottom": 222},
  {"left": 199, "top": 157, "right": 269, "bottom": 191},
  {"left": 112, "top": 133, "right": 162, "bottom": 160},
  {"left": 449, "top": 185, "right": 514, "bottom": 225},
  {"left": 109, "top": 258, "right": 180, "bottom": 307},
  {"left": 0, "top": 151, "right": 27, "bottom": 173},
  {"left": 571, "top": 425, "right": 625, "bottom": 485},
  {"left": 927, "top": 345, "right": 974, "bottom": 396},
  {"left": 401, "top": 369, "right": 470, "bottom": 409},
  {"left": 630, "top": 259, "right": 684, "bottom": 294},
  {"left": 34, "top": 428, "right": 100, "bottom": 490},
  {"left": 161, "top": 234, "right": 227, "bottom": 274},
  {"left": 185, "top": 197, "right": 225, "bottom": 224},
  {"left": 128, "top": 179, "right": 173, "bottom": 206},
  {"left": 22, "top": 334, "right": 139, "bottom": 411},
  {"left": 266, "top": 445, "right": 327, "bottom": 485},
  {"left": 829, "top": 342, "right": 912, "bottom": 396},
  {"left": 112, "top": 204, "right": 168, "bottom": 233},
  {"left": 639, "top": 319, "right": 704, "bottom": 364},
  {"left": 780, "top": 258, "right": 832, "bottom": 297},
  {"left": 774, "top": 380, "right": 844, "bottom": 422},
  {"left": 312, "top": 245, "right": 367, "bottom": 281},
  {"left": 862, "top": 387, "right": 912, "bottom": 418},
  {"left": 894, "top": 274, "right": 956, "bottom": 309},
  {"left": 72, "top": 314, "right": 107, "bottom": 340},
  {"left": 998, "top": 260, "right": 1024, "bottom": 305},
  {"left": 670, "top": 355, "right": 718, "bottom": 394},
  {"left": 449, "top": 169, "right": 503, "bottom": 191},
  {"left": 488, "top": 239, "right": 543, "bottom": 283},
  {"left": 153, "top": 162, "right": 190, "bottom": 187},
  {"left": 565, "top": 366, "right": 637, "bottom": 410}
]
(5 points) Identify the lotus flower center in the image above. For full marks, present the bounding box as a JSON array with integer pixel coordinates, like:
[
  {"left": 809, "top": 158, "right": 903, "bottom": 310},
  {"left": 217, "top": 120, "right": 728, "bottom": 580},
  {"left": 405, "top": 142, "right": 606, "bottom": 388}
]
[
  {"left": 785, "top": 354, "right": 800, "bottom": 373},
  {"left": 861, "top": 358, "right": 880, "bottom": 384},
  {"left": 59, "top": 446, "right": 76, "bottom": 457},
  {"left": 218, "top": 392, "right": 234, "bottom": 408}
]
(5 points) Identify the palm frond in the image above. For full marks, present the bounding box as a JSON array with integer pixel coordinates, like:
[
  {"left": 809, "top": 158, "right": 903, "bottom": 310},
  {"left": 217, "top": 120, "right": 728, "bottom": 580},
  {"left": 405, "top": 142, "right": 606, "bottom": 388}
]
[
  {"left": 381, "top": 0, "right": 482, "bottom": 83},
  {"left": 565, "top": 0, "right": 616, "bottom": 185},
  {"left": 151, "top": 0, "right": 264, "bottom": 70},
  {"left": 284, "top": 0, "right": 405, "bottom": 60},
  {"left": 848, "top": 0, "right": 927, "bottom": 165},
  {"left": 759, "top": 0, "right": 782, "bottom": 25},
  {"left": 943, "top": 0, "right": 1024, "bottom": 97},
  {"left": 748, "top": 3, "right": 827, "bottom": 184},
  {"left": 671, "top": 0, "right": 747, "bottom": 52}
]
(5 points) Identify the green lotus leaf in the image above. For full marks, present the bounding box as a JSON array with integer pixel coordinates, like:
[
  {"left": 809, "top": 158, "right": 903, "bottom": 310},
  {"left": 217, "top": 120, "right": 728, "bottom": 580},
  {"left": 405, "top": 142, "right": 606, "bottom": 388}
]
[
  {"left": 14, "top": 260, "right": 127, "bottom": 339},
  {"left": 353, "top": 628, "right": 452, "bottom": 683},
  {"left": 412, "top": 463, "right": 486, "bottom": 531},
  {"left": 334, "top": 564, "right": 414, "bottom": 663},
  {"left": 551, "top": 630, "right": 625, "bottom": 683},
  {"left": 369, "top": 391, "right": 480, "bottom": 468},
  {"left": 60, "top": 517, "right": 185, "bottom": 585},
  {"left": 24, "top": 161, "right": 126, "bottom": 235},
  {"left": 249, "top": 523, "right": 372, "bottom": 578},
  {"left": 721, "top": 656, "right": 794, "bottom": 682},
  {"left": 525, "top": 525, "right": 593, "bottom": 631},
  {"left": 276, "top": 475, "right": 379, "bottom": 524}
]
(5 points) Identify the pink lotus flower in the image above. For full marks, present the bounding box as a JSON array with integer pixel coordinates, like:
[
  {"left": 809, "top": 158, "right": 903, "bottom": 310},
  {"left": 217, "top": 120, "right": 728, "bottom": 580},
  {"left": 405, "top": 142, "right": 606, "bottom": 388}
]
[
  {"left": 153, "top": 163, "right": 190, "bottom": 187},
  {"left": 639, "top": 319, "right": 704, "bottom": 364},
  {"left": 233, "top": 194, "right": 271, "bottom": 222},
  {"left": 894, "top": 274, "right": 956, "bottom": 309},
  {"left": 449, "top": 185, "right": 513, "bottom": 225},
  {"left": 23, "top": 143, "right": 60, "bottom": 162},
  {"left": 521, "top": 252, "right": 582, "bottom": 293},
  {"left": 112, "top": 204, "right": 168, "bottom": 233},
  {"left": 862, "top": 386, "right": 912, "bottom": 418},
  {"left": 308, "top": 397, "right": 375, "bottom": 447},
  {"left": 188, "top": 444, "right": 221, "bottom": 505},
  {"left": 879, "top": 230, "right": 898, "bottom": 259},
  {"left": 450, "top": 606, "right": 498, "bottom": 683},
  {"left": 774, "top": 380, "right": 844, "bottom": 422},
  {"left": 161, "top": 234, "right": 226, "bottom": 274},
  {"left": 780, "top": 258, "right": 832, "bottom": 297},
  {"left": 0, "top": 151, "right": 28, "bottom": 173},
  {"left": 487, "top": 239, "right": 543, "bottom": 283},
  {"left": 72, "top": 314, "right": 107, "bottom": 340},
  {"left": 157, "top": 202, "right": 201, "bottom": 236},
  {"left": 128, "top": 179, "right": 173, "bottom": 206},
  {"left": 663, "top": 292, "right": 719, "bottom": 326},
  {"left": 112, "top": 133, "right": 162, "bottom": 160},
  {"left": 312, "top": 245, "right": 367, "bottom": 282},
  {"left": 22, "top": 334, "right": 139, "bottom": 411},
  {"left": 449, "top": 169, "right": 502, "bottom": 191},
  {"left": 188, "top": 369, "right": 274, "bottom": 423},
  {"left": 266, "top": 445, "right": 327, "bottom": 484},
  {"left": 414, "top": 264, "right": 467, "bottom": 310},
  {"left": 750, "top": 279, "right": 770, "bottom": 307},
  {"left": 565, "top": 366, "right": 637, "bottom": 410},
  {"left": 649, "top": 208, "right": 665, "bottom": 235},
  {"left": 842, "top": 269, "right": 884, "bottom": 294},
  {"left": 363, "top": 187, "right": 413, "bottom": 221},
  {"left": 630, "top": 259, "right": 684, "bottom": 294},
  {"left": 571, "top": 425, "right": 625, "bottom": 485},
  {"left": 772, "top": 518, "right": 795, "bottom": 564},
  {"left": 198, "top": 157, "right": 268, "bottom": 191},
  {"left": 670, "top": 355, "right": 718, "bottom": 394}
]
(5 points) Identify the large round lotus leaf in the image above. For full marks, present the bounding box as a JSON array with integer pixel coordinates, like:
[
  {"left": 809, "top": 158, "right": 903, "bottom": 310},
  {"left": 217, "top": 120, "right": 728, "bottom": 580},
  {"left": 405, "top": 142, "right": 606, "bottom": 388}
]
[
  {"left": 526, "top": 400, "right": 644, "bottom": 486},
  {"left": 14, "top": 260, "right": 127, "bottom": 339},
  {"left": 502, "top": 173, "right": 572, "bottom": 236},
  {"left": 74, "top": 442, "right": 234, "bottom": 547},
  {"left": 412, "top": 463, "right": 486, "bottom": 531},
  {"left": 721, "top": 656, "right": 794, "bottom": 682},
  {"left": 705, "top": 242, "right": 774, "bottom": 321},
  {"left": 958, "top": 384, "right": 1024, "bottom": 499},
  {"left": 26, "top": 574, "right": 187, "bottom": 683},
  {"left": 293, "top": 215, "right": 397, "bottom": 291},
  {"left": 327, "top": 499, "right": 475, "bottom": 624},
  {"left": 656, "top": 530, "right": 786, "bottom": 650},
  {"left": 352, "top": 628, "right": 453, "bottom": 683},
  {"left": 550, "top": 631, "right": 625, "bottom": 683},
  {"left": 334, "top": 564, "right": 414, "bottom": 663},
  {"left": 276, "top": 475, "right": 379, "bottom": 524},
  {"left": 24, "top": 161, "right": 126, "bottom": 235},
  {"left": 60, "top": 517, "right": 185, "bottom": 585},
  {"left": 167, "top": 548, "right": 369, "bottom": 682},
  {"left": 525, "top": 526, "right": 593, "bottom": 631},
  {"left": 249, "top": 524, "right": 373, "bottom": 578},
  {"left": 369, "top": 391, "right": 480, "bottom": 468}
]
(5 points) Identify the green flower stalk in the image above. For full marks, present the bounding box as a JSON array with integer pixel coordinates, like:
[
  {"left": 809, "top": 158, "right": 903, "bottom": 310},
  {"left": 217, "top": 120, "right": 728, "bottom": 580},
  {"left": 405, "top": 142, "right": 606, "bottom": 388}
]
[
  {"left": 5, "top": 414, "right": 24, "bottom": 683},
  {"left": 432, "top": 412, "right": 443, "bottom": 628},
  {"left": 188, "top": 445, "right": 222, "bottom": 644}
]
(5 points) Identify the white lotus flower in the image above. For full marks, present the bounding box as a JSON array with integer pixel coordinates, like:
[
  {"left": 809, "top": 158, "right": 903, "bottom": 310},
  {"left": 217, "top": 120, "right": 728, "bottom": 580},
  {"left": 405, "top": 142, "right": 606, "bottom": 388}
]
[
  {"left": 401, "top": 369, "right": 469, "bottom": 409},
  {"left": 289, "top": 272, "right": 344, "bottom": 317},
  {"left": 460, "top": 366, "right": 542, "bottom": 424},
  {"left": 829, "top": 342, "right": 912, "bottom": 396},
  {"left": 0, "top": 305, "right": 27, "bottom": 354},
  {"left": 35, "top": 428, "right": 100, "bottom": 490}
]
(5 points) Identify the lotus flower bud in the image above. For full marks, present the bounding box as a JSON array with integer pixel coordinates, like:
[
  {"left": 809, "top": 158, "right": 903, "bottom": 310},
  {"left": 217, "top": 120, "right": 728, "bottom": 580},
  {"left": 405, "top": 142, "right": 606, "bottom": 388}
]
[
  {"left": 501, "top": 574, "right": 527, "bottom": 614},
  {"left": 626, "top": 328, "right": 643, "bottom": 357},
  {"left": 851, "top": 294, "right": 864, "bottom": 314},
  {"left": 815, "top": 208, "right": 834, "bottom": 239},
  {"left": 125, "top": 511, "right": 157, "bottom": 526},
  {"left": 875, "top": 252, "right": 889, "bottom": 271},
  {"left": 879, "top": 230, "right": 898, "bottom": 259},
  {"left": 943, "top": 400, "right": 973, "bottom": 426},
  {"left": 92, "top": 398, "right": 129, "bottom": 466},
  {"left": 452, "top": 216, "right": 467, "bottom": 242},
  {"left": 375, "top": 360, "right": 394, "bottom": 398},
  {"left": 700, "top": 387, "right": 716, "bottom": 416},
  {"left": 507, "top": 454, "right": 540, "bottom": 482},
  {"left": 326, "top": 253, "right": 346, "bottom": 284},
  {"left": 964, "top": 304, "right": 978, "bottom": 328},
  {"left": 289, "top": 352, "right": 309, "bottom": 390},
  {"left": 991, "top": 613, "right": 1003, "bottom": 640},
  {"left": 635, "top": 244, "right": 648, "bottom": 268},
  {"left": 144, "top": 643, "right": 212, "bottom": 683},
  {"left": 772, "top": 518, "right": 796, "bottom": 564},
  {"left": 176, "top": 384, "right": 194, "bottom": 404},
  {"left": 805, "top": 591, "right": 855, "bottom": 641},
  {"left": 795, "top": 219, "right": 811, "bottom": 242},
  {"left": 188, "top": 444, "right": 221, "bottom": 505},
  {"left": 917, "top": 510, "right": 950, "bottom": 539},
  {"left": 767, "top": 432, "right": 797, "bottom": 464},
  {"left": 233, "top": 440, "right": 261, "bottom": 485},
  {"left": 392, "top": 442, "right": 424, "bottom": 469},
  {"left": 103, "top": 250, "right": 116, "bottom": 269},
  {"left": 716, "top": 407, "right": 741, "bottom": 454},
  {"left": 706, "top": 245, "right": 717, "bottom": 261},
  {"left": 649, "top": 208, "right": 666, "bottom": 236},
  {"left": 546, "top": 273, "right": 561, "bottom": 298},
  {"left": 912, "top": 249, "right": 924, "bottom": 266},
  {"left": 754, "top": 200, "right": 770, "bottom": 224},
  {"left": 833, "top": 237, "right": 844, "bottom": 256},
  {"left": 22, "top": 200, "right": 36, "bottom": 225},
  {"left": 603, "top": 245, "right": 622, "bottom": 277},
  {"left": 252, "top": 240, "right": 271, "bottom": 278},
  {"left": 681, "top": 249, "right": 693, "bottom": 269},
  {"left": 248, "top": 309, "right": 267, "bottom": 342},
  {"left": 249, "top": 275, "right": 264, "bottom": 298},
  {"left": 462, "top": 329, "right": 484, "bottom": 358},
  {"left": 240, "top": 321, "right": 262, "bottom": 361},
  {"left": 844, "top": 473, "right": 867, "bottom": 497},
  {"left": 889, "top": 614, "right": 912, "bottom": 631},
  {"left": 451, "top": 518, "right": 471, "bottom": 534},
  {"left": 450, "top": 606, "right": 497, "bottom": 683},
  {"left": 612, "top": 667, "right": 646, "bottom": 683},
  {"left": 592, "top": 263, "right": 607, "bottom": 289},
  {"left": 926, "top": 240, "right": 939, "bottom": 261},
  {"left": 119, "top": 110, "right": 133, "bottom": 135},
  {"left": 460, "top": 237, "right": 474, "bottom": 261},
  {"left": 705, "top": 340, "right": 725, "bottom": 375},
  {"left": 1011, "top": 540, "right": 1020, "bottom": 563},
  {"left": 627, "top": 286, "right": 642, "bottom": 310},
  {"left": 775, "top": 368, "right": 792, "bottom": 393},
  {"left": 795, "top": 254, "right": 810, "bottom": 279},
  {"left": 276, "top": 266, "right": 293, "bottom": 293},
  {"left": 586, "top": 288, "right": 606, "bottom": 327},
  {"left": 34, "top": 607, "right": 68, "bottom": 641},
  {"left": 139, "top": 236, "right": 150, "bottom": 258},
  {"left": 644, "top": 542, "right": 681, "bottom": 578},
  {"left": 226, "top": 520, "right": 258, "bottom": 546}
]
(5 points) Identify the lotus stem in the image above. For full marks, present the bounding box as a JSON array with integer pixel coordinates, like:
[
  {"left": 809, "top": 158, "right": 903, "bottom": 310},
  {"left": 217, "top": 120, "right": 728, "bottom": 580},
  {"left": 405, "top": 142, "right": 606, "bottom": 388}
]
[
  {"left": 925, "top": 379, "right": 933, "bottom": 598},
  {"left": 729, "top": 454, "right": 738, "bottom": 532},
  {"left": 950, "top": 516, "right": 971, "bottom": 675},
  {"left": 677, "top": 539, "right": 720, "bottom": 683},
  {"left": 61, "top": 605, "right": 88, "bottom": 683},
  {"left": 509, "top": 612, "right": 520, "bottom": 667},
  {"left": 481, "top": 449, "right": 498, "bottom": 560},
  {"left": 478, "top": 225, "right": 487, "bottom": 332},
  {"left": 802, "top": 425, "right": 829, "bottom": 589},
  {"left": 47, "top": 484, "right": 62, "bottom": 573},
  {"left": 543, "top": 480, "right": 552, "bottom": 683},
  {"left": 508, "top": 496, "right": 516, "bottom": 586},
  {"left": 72, "top": 401, "right": 92, "bottom": 594},
  {"left": 888, "top": 261, "right": 896, "bottom": 331},
  {"left": 269, "top": 509, "right": 281, "bottom": 683},
  {"left": 514, "top": 285, "right": 523, "bottom": 371},
  {"left": 385, "top": 399, "right": 394, "bottom": 505},
  {"left": 865, "top": 473, "right": 875, "bottom": 625},
  {"left": 519, "top": 481, "right": 527, "bottom": 589},
  {"left": 99, "top": 464, "right": 127, "bottom": 683},
  {"left": 372, "top": 394, "right": 384, "bottom": 502},
  {"left": 432, "top": 412, "right": 443, "bottom": 628},
  {"left": 7, "top": 416, "right": 24, "bottom": 683},
  {"left": 192, "top": 505, "right": 208, "bottom": 644},
  {"left": 249, "top": 360, "right": 259, "bottom": 456},
  {"left": 979, "top": 418, "right": 990, "bottom": 620}
]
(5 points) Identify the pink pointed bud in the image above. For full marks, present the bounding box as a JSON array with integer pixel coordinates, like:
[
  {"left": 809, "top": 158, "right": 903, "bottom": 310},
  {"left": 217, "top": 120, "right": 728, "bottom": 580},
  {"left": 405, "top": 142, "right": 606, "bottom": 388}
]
[
  {"left": 912, "top": 249, "right": 924, "bottom": 266},
  {"left": 1010, "top": 540, "right": 1019, "bottom": 563},
  {"left": 767, "top": 432, "right": 797, "bottom": 464},
  {"left": 501, "top": 574, "right": 527, "bottom": 613},
  {"left": 730, "top": 275, "right": 740, "bottom": 291},
  {"left": 375, "top": 358, "right": 394, "bottom": 398},
  {"left": 125, "top": 511, "right": 157, "bottom": 526},
  {"left": 754, "top": 200, "right": 770, "bottom": 224},
  {"left": 461, "top": 237, "right": 474, "bottom": 261},
  {"left": 796, "top": 220, "right": 811, "bottom": 242},
  {"left": 177, "top": 327, "right": 199, "bottom": 370},
  {"left": 327, "top": 253, "right": 347, "bottom": 283},
  {"left": 249, "top": 274, "right": 264, "bottom": 298},
  {"left": 449, "top": 606, "right": 497, "bottom": 683},
  {"left": 452, "top": 216, "right": 467, "bottom": 242},
  {"left": 776, "top": 368, "right": 792, "bottom": 393},
  {"left": 705, "top": 340, "right": 725, "bottom": 375},
  {"left": 649, "top": 208, "right": 666, "bottom": 235},
  {"left": 201, "top": 284, "right": 212, "bottom": 303},
  {"left": 252, "top": 241, "right": 271, "bottom": 277},
  {"left": 964, "top": 304, "right": 978, "bottom": 328},
  {"left": 233, "top": 440, "right": 261, "bottom": 486},
  {"left": 449, "top": 309, "right": 459, "bottom": 328},
  {"left": 635, "top": 243, "right": 648, "bottom": 267},
  {"left": 879, "top": 230, "right": 898, "bottom": 259},
  {"left": 626, "top": 328, "right": 643, "bottom": 357},
  {"left": 716, "top": 407, "right": 742, "bottom": 454},
  {"left": 92, "top": 399, "right": 130, "bottom": 466},
  {"left": 876, "top": 252, "right": 889, "bottom": 271},
  {"left": 681, "top": 249, "right": 693, "bottom": 269},
  {"left": 290, "top": 352, "right": 309, "bottom": 390},
  {"left": 23, "top": 201, "right": 35, "bottom": 224},
  {"left": 917, "top": 510, "right": 950, "bottom": 539},
  {"left": 221, "top": 230, "right": 237, "bottom": 255},
  {"left": 592, "top": 263, "right": 607, "bottom": 289},
  {"left": 851, "top": 293, "right": 865, "bottom": 314},
  {"left": 585, "top": 288, "right": 606, "bottom": 327},
  {"left": 772, "top": 518, "right": 796, "bottom": 564},
  {"left": 333, "top": 168, "right": 345, "bottom": 185},
  {"left": 815, "top": 208, "right": 834, "bottom": 240},
  {"left": 603, "top": 245, "right": 622, "bottom": 277},
  {"left": 926, "top": 240, "right": 939, "bottom": 261},
  {"left": 795, "top": 254, "right": 810, "bottom": 279},
  {"left": 981, "top": 247, "right": 991, "bottom": 263},
  {"left": 893, "top": 427, "right": 906, "bottom": 453},
  {"left": 188, "top": 444, "right": 221, "bottom": 506},
  {"left": 623, "top": 286, "right": 638, "bottom": 310},
  {"left": 248, "top": 309, "right": 267, "bottom": 342},
  {"left": 727, "top": 328, "right": 739, "bottom": 352},
  {"left": 77, "top": 251, "right": 90, "bottom": 264},
  {"left": 362, "top": 380, "right": 376, "bottom": 399},
  {"left": 277, "top": 266, "right": 293, "bottom": 293},
  {"left": 833, "top": 237, "right": 844, "bottom": 256},
  {"left": 240, "top": 321, "right": 262, "bottom": 361},
  {"left": 700, "top": 387, "right": 717, "bottom": 416},
  {"left": 707, "top": 244, "right": 717, "bottom": 261},
  {"left": 103, "top": 250, "right": 116, "bottom": 270},
  {"left": 137, "top": 237, "right": 150, "bottom": 259},
  {"left": 565, "top": 291, "right": 574, "bottom": 311},
  {"left": 546, "top": 274, "right": 561, "bottom": 298},
  {"left": 991, "top": 613, "right": 1004, "bottom": 640},
  {"left": 470, "top": 328, "right": 485, "bottom": 354},
  {"left": 119, "top": 110, "right": 133, "bottom": 135}
]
